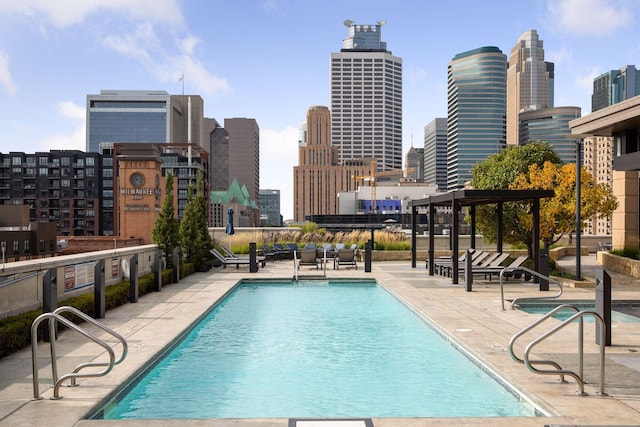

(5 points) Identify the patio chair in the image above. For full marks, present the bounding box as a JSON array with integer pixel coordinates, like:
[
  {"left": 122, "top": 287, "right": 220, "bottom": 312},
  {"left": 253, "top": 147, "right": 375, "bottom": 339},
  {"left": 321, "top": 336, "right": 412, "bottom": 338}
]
[
  {"left": 209, "top": 249, "right": 257, "bottom": 270},
  {"left": 273, "top": 243, "right": 293, "bottom": 259},
  {"left": 298, "top": 249, "right": 319, "bottom": 270},
  {"left": 335, "top": 248, "right": 357, "bottom": 270}
]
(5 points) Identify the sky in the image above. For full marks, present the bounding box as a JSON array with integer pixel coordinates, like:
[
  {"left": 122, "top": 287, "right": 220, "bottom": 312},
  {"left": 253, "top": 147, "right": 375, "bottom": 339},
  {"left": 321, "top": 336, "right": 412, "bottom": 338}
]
[{"left": 0, "top": 0, "right": 638, "bottom": 221}]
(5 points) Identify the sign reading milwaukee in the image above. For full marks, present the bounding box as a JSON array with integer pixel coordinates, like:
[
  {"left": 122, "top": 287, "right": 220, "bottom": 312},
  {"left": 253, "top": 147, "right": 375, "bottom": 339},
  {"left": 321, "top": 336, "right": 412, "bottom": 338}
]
[{"left": 120, "top": 188, "right": 154, "bottom": 196}]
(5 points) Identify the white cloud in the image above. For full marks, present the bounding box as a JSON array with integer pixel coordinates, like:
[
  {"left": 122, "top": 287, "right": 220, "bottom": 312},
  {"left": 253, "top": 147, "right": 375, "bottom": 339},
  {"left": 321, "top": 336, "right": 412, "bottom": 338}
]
[
  {"left": 0, "top": 0, "right": 183, "bottom": 29},
  {"left": 42, "top": 101, "right": 86, "bottom": 151},
  {"left": 405, "top": 65, "right": 427, "bottom": 86},
  {"left": 103, "top": 24, "right": 230, "bottom": 97},
  {"left": 260, "top": 126, "right": 299, "bottom": 221},
  {"left": 547, "top": 0, "right": 633, "bottom": 36},
  {"left": 0, "top": 50, "right": 18, "bottom": 95}
]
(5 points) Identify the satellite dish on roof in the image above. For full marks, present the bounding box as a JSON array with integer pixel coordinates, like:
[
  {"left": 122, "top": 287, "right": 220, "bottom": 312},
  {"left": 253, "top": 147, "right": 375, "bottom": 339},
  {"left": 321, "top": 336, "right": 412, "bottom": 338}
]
[{"left": 344, "top": 19, "right": 353, "bottom": 27}]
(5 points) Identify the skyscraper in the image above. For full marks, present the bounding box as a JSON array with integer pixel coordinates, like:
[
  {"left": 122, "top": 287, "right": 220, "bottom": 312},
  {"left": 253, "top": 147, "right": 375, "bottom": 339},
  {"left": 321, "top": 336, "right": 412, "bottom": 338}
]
[
  {"left": 447, "top": 47, "right": 507, "bottom": 190},
  {"left": 259, "top": 189, "right": 282, "bottom": 226},
  {"left": 592, "top": 65, "right": 640, "bottom": 112},
  {"left": 330, "top": 20, "right": 402, "bottom": 171},
  {"left": 293, "top": 106, "right": 375, "bottom": 222},
  {"left": 506, "top": 30, "right": 554, "bottom": 145},
  {"left": 423, "top": 118, "right": 448, "bottom": 191},
  {"left": 86, "top": 90, "right": 204, "bottom": 153},
  {"left": 518, "top": 107, "right": 581, "bottom": 163},
  {"left": 208, "top": 118, "right": 260, "bottom": 227}
]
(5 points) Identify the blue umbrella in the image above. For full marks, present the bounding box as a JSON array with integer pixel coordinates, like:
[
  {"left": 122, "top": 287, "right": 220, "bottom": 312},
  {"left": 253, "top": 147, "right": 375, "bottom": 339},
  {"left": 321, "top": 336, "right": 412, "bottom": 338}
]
[{"left": 225, "top": 208, "right": 235, "bottom": 235}]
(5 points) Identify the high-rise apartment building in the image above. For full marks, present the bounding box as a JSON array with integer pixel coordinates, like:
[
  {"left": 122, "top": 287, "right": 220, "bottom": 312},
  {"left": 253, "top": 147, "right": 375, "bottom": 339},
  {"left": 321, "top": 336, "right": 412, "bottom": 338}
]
[
  {"left": 518, "top": 107, "right": 581, "bottom": 164},
  {"left": 506, "top": 30, "right": 554, "bottom": 145},
  {"left": 294, "top": 106, "right": 375, "bottom": 222},
  {"left": 330, "top": 20, "right": 402, "bottom": 171},
  {"left": 0, "top": 150, "right": 101, "bottom": 237},
  {"left": 259, "top": 189, "right": 282, "bottom": 226},
  {"left": 423, "top": 118, "right": 448, "bottom": 191},
  {"left": 447, "top": 47, "right": 507, "bottom": 190},
  {"left": 592, "top": 65, "right": 640, "bottom": 112},
  {"left": 208, "top": 118, "right": 260, "bottom": 227},
  {"left": 86, "top": 90, "right": 204, "bottom": 153},
  {"left": 582, "top": 136, "right": 613, "bottom": 236}
]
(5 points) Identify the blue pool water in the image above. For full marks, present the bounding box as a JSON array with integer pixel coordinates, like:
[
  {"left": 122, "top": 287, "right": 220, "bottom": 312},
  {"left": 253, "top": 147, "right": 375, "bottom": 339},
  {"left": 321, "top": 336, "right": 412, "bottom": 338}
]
[
  {"left": 100, "top": 280, "right": 535, "bottom": 419},
  {"left": 517, "top": 301, "right": 640, "bottom": 323}
]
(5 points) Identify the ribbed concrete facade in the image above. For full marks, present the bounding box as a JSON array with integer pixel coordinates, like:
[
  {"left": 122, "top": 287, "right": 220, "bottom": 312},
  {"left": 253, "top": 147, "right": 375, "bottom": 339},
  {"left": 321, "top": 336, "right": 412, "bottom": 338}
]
[
  {"left": 330, "top": 21, "right": 402, "bottom": 172},
  {"left": 583, "top": 136, "right": 613, "bottom": 236},
  {"left": 294, "top": 106, "right": 375, "bottom": 222}
]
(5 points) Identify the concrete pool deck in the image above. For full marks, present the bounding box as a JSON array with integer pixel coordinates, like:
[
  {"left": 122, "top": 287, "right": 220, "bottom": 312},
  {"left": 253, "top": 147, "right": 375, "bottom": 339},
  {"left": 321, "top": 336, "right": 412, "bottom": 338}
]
[{"left": 1, "top": 255, "right": 640, "bottom": 426}]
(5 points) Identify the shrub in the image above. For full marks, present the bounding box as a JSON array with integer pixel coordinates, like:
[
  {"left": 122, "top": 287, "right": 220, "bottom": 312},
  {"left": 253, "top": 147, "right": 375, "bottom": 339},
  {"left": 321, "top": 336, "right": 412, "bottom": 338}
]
[
  {"left": 611, "top": 246, "right": 640, "bottom": 260},
  {"left": 0, "top": 267, "right": 182, "bottom": 360}
]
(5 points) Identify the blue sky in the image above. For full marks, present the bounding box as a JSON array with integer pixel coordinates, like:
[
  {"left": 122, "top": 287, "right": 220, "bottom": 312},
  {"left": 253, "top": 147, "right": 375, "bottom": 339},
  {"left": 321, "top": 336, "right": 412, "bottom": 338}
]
[{"left": 0, "top": 0, "right": 638, "bottom": 220}]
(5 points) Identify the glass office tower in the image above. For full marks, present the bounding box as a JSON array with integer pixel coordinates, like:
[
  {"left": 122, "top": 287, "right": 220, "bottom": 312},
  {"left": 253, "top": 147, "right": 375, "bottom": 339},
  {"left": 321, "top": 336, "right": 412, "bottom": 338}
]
[{"left": 447, "top": 47, "right": 507, "bottom": 190}]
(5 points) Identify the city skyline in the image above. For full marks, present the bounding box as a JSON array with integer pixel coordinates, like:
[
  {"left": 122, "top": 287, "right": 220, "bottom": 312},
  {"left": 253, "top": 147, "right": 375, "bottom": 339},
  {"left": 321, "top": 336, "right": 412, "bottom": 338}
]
[{"left": 1, "top": 0, "right": 638, "bottom": 220}]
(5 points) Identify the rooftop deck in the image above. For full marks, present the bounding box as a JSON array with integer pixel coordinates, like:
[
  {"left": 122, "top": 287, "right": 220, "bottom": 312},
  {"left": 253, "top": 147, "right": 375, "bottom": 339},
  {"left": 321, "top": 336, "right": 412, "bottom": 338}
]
[{"left": 1, "top": 255, "right": 639, "bottom": 426}]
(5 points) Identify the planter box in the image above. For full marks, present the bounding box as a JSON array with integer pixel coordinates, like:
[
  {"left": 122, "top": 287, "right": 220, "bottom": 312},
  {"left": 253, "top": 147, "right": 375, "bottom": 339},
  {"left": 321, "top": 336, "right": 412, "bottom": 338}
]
[{"left": 598, "top": 251, "right": 640, "bottom": 278}]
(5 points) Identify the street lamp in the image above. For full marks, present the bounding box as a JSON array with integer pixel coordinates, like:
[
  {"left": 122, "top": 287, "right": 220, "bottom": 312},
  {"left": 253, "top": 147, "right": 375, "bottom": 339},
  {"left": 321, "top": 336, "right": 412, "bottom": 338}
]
[
  {"left": 1, "top": 241, "right": 6, "bottom": 271},
  {"left": 567, "top": 133, "right": 592, "bottom": 281}
]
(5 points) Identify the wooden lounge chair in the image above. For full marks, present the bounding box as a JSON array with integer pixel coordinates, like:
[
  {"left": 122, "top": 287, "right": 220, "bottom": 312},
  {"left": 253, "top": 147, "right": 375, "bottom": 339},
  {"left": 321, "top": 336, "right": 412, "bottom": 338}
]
[
  {"left": 335, "top": 248, "right": 357, "bottom": 270},
  {"left": 210, "top": 249, "right": 258, "bottom": 270},
  {"left": 298, "top": 249, "right": 319, "bottom": 270}
]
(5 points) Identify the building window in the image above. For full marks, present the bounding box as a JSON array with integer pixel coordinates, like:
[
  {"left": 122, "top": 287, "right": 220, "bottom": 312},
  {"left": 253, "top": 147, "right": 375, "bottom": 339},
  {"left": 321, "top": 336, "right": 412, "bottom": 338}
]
[
  {"left": 11, "top": 157, "right": 22, "bottom": 166},
  {"left": 13, "top": 240, "right": 19, "bottom": 254},
  {"left": 24, "top": 240, "right": 30, "bottom": 253}
]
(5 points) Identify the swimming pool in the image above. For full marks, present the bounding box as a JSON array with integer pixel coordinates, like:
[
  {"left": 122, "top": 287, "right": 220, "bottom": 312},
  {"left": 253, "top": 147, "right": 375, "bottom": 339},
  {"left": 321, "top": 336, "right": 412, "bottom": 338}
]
[
  {"left": 516, "top": 300, "right": 640, "bottom": 322},
  {"left": 96, "top": 280, "right": 536, "bottom": 419}
]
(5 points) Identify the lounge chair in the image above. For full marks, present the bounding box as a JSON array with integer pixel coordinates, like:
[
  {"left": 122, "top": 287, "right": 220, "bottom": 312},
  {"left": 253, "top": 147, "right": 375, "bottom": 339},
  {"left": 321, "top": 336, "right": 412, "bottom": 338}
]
[
  {"left": 221, "top": 246, "right": 266, "bottom": 267},
  {"left": 273, "top": 243, "right": 293, "bottom": 259},
  {"left": 210, "top": 249, "right": 257, "bottom": 270},
  {"left": 437, "top": 250, "right": 488, "bottom": 277},
  {"left": 260, "top": 244, "right": 278, "bottom": 261},
  {"left": 298, "top": 249, "right": 319, "bottom": 270},
  {"left": 473, "top": 255, "right": 529, "bottom": 281},
  {"left": 335, "top": 248, "right": 357, "bottom": 270}
]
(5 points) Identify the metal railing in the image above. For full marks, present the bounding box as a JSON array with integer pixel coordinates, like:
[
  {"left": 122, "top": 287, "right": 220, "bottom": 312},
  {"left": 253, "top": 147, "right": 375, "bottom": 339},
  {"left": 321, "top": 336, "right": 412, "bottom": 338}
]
[
  {"left": 509, "top": 304, "right": 606, "bottom": 396},
  {"left": 31, "top": 306, "right": 128, "bottom": 400},
  {"left": 499, "top": 266, "right": 563, "bottom": 310}
]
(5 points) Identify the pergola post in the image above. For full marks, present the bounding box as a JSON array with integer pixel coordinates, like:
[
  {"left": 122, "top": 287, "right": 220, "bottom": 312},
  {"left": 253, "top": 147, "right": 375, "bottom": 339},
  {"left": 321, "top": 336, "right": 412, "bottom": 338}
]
[
  {"left": 470, "top": 205, "right": 476, "bottom": 250},
  {"left": 497, "top": 203, "right": 503, "bottom": 254},
  {"left": 452, "top": 199, "right": 460, "bottom": 284},
  {"left": 411, "top": 205, "right": 417, "bottom": 268},
  {"left": 428, "top": 202, "right": 435, "bottom": 276},
  {"left": 533, "top": 199, "right": 540, "bottom": 279}
]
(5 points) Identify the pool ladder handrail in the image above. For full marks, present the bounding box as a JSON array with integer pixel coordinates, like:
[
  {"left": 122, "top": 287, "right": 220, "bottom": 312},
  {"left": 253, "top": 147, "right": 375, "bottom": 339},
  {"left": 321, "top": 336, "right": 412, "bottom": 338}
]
[
  {"left": 508, "top": 304, "right": 606, "bottom": 396},
  {"left": 499, "top": 266, "right": 563, "bottom": 311},
  {"left": 31, "top": 306, "right": 128, "bottom": 400}
]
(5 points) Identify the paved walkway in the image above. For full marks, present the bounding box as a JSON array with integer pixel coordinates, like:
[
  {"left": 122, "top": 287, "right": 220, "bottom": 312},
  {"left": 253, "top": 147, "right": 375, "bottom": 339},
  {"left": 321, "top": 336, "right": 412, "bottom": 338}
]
[{"left": 1, "top": 255, "right": 640, "bottom": 426}]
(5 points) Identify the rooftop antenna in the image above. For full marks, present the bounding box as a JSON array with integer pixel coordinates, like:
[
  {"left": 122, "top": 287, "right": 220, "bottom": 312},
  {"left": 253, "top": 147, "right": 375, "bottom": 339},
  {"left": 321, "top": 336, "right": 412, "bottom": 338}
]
[{"left": 179, "top": 72, "right": 184, "bottom": 95}]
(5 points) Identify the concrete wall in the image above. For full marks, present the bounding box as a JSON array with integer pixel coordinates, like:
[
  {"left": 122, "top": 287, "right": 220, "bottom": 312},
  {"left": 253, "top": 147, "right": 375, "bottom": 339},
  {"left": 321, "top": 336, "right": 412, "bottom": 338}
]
[{"left": 0, "top": 245, "right": 158, "bottom": 319}]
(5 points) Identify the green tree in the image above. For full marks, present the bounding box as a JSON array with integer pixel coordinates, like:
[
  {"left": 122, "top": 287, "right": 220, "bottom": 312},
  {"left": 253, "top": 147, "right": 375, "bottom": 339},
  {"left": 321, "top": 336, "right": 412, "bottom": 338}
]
[
  {"left": 152, "top": 170, "right": 180, "bottom": 268},
  {"left": 470, "top": 142, "right": 562, "bottom": 256},
  {"left": 511, "top": 161, "right": 618, "bottom": 249},
  {"left": 179, "top": 172, "right": 213, "bottom": 269}
]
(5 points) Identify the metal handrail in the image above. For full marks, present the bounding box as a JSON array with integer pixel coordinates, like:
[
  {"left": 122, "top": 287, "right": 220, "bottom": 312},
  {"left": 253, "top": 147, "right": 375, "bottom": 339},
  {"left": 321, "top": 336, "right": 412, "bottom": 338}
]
[
  {"left": 499, "top": 266, "right": 563, "bottom": 310},
  {"left": 30, "top": 306, "right": 128, "bottom": 400},
  {"left": 508, "top": 304, "right": 581, "bottom": 383},
  {"left": 53, "top": 306, "right": 128, "bottom": 386},
  {"left": 523, "top": 310, "right": 606, "bottom": 396}
]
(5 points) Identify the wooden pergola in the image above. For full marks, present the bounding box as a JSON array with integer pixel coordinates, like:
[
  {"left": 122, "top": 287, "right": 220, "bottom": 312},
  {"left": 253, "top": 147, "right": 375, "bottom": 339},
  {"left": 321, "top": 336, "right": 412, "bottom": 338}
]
[{"left": 409, "top": 189, "right": 554, "bottom": 284}]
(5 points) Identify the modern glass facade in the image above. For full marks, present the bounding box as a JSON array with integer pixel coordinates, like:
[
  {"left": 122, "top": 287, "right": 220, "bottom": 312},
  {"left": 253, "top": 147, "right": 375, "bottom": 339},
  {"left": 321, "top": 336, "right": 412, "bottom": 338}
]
[
  {"left": 447, "top": 47, "right": 507, "bottom": 190},
  {"left": 86, "top": 91, "right": 171, "bottom": 153},
  {"left": 519, "top": 107, "right": 581, "bottom": 164},
  {"left": 592, "top": 65, "right": 640, "bottom": 112}
]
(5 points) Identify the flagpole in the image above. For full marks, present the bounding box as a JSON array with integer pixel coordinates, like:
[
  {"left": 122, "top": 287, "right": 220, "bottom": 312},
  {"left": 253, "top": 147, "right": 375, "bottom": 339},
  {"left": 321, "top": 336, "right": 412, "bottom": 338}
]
[{"left": 179, "top": 73, "right": 184, "bottom": 96}]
